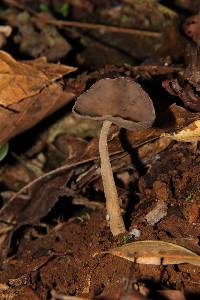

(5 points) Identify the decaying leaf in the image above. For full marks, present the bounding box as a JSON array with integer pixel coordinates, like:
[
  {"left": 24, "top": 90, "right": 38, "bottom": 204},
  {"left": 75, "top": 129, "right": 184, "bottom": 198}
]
[
  {"left": 0, "top": 51, "right": 75, "bottom": 107},
  {"left": 162, "top": 120, "right": 200, "bottom": 142},
  {"left": 106, "top": 240, "right": 200, "bottom": 266},
  {"left": 0, "top": 51, "right": 77, "bottom": 146}
]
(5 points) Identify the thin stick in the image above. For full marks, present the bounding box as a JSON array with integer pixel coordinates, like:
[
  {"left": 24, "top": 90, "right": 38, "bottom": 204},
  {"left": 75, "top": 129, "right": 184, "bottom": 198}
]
[
  {"left": 99, "top": 120, "right": 126, "bottom": 236},
  {"left": 42, "top": 19, "right": 161, "bottom": 38},
  {"left": 4, "top": 0, "right": 161, "bottom": 38}
]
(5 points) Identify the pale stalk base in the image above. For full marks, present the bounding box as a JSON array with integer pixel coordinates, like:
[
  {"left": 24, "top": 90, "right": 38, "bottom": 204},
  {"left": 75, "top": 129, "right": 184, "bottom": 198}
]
[{"left": 99, "top": 120, "right": 126, "bottom": 236}]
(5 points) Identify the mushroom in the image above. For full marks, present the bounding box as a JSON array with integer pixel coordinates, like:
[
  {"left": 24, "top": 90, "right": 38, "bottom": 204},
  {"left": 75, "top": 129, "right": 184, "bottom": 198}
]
[{"left": 73, "top": 77, "right": 155, "bottom": 236}]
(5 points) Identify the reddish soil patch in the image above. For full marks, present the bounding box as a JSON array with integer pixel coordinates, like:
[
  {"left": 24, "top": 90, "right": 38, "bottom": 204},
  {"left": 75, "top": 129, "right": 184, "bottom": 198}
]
[{"left": 1, "top": 141, "right": 200, "bottom": 300}]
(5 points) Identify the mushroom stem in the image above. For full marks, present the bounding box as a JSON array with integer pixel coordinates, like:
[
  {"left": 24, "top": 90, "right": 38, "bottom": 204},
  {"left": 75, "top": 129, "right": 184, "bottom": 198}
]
[{"left": 99, "top": 120, "right": 126, "bottom": 236}]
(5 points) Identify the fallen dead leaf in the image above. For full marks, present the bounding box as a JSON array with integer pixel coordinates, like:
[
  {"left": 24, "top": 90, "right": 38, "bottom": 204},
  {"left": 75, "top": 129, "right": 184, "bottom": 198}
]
[
  {"left": 0, "top": 50, "right": 75, "bottom": 107},
  {"left": 0, "top": 51, "right": 77, "bottom": 146},
  {"left": 162, "top": 120, "right": 200, "bottom": 142},
  {"left": 106, "top": 240, "right": 200, "bottom": 266}
]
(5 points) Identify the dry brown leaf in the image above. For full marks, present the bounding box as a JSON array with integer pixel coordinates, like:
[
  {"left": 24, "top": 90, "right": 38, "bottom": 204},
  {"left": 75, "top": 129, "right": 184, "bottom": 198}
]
[
  {"left": 106, "top": 240, "right": 200, "bottom": 266},
  {"left": 0, "top": 51, "right": 77, "bottom": 146},
  {"left": 0, "top": 84, "right": 75, "bottom": 146},
  {"left": 0, "top": 51, "right": 76, "bottom": 107},
  {"left": 25, "top": 56, "right": 75, "bottom": 81}
]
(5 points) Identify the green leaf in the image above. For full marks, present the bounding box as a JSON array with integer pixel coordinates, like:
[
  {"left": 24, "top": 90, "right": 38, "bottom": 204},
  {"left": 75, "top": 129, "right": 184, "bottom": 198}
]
[
  {"left": 122, "top": 234, "right": 133, "bottom": 244},
  {"left": 0, "top": 142, "right": 9, "bottom": 161}
]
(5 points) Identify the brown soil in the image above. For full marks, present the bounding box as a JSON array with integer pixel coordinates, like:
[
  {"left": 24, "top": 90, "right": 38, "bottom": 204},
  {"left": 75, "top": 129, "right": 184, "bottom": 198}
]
[{"left": 1, "top": 141, "right": 200, "bottom": 300}]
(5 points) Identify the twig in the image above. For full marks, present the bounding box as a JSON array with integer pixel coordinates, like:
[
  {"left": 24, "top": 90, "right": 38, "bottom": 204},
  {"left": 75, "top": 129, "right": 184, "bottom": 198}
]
[
  {"left": 4, "top": 0, "right": 161, "bottom": 38},
  {"left": 42, "top": 19, "right": 161, "bottom": 38}
]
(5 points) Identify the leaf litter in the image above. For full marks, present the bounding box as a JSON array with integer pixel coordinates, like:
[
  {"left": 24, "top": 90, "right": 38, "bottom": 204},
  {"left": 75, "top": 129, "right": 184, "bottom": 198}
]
[
  {"left": 0, "top": 51, "right": 76, "bottom": 146},
  {"left": 0, "top": 1, "right": 200, "bottom": 300}
]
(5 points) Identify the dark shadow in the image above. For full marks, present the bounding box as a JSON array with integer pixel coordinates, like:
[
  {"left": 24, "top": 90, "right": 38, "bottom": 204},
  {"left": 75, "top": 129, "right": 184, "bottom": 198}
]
[
  {"left": 153, "top": 105, "right": 177, "bottom": 129},
  {"left": 8, "top": 196, "right": 91, "bottom": 256},
  {"left": 10, "top": 100, "right": 75, "bottom": 155},
  {"left": 159, "top": 0, "right": 192, "bottom": 16},
  {"left": 119, "top": 128, "right": 146, "bottom": 175},
  {"left": 186, "top": 293, "right": 200, "bottom": 300},
  {"left": 119, "top": 129, "right": 145, "bottom": 229}
]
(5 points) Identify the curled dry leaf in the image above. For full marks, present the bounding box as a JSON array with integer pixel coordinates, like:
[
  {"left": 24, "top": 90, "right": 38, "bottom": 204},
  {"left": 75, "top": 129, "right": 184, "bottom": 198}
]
[
  {"left": 106, "top": 240, "right": 200, "bottom": 266},
  {"left": 0, "top": 51, "right": 77, "bottom": 146},
  {"left": 162, "top": 47, "right": 200, "bottom": 112}
]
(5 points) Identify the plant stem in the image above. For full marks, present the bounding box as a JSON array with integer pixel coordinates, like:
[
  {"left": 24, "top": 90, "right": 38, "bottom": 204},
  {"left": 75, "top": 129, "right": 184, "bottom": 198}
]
[{"left": 99, "top": 120, "right": 126, "bottom": 236}]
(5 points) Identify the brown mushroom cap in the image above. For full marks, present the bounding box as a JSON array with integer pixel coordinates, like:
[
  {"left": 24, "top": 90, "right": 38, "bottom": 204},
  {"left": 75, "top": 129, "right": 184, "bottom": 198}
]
[{"left": 73, "top": 77, "right": 155, "bottom": 130}]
